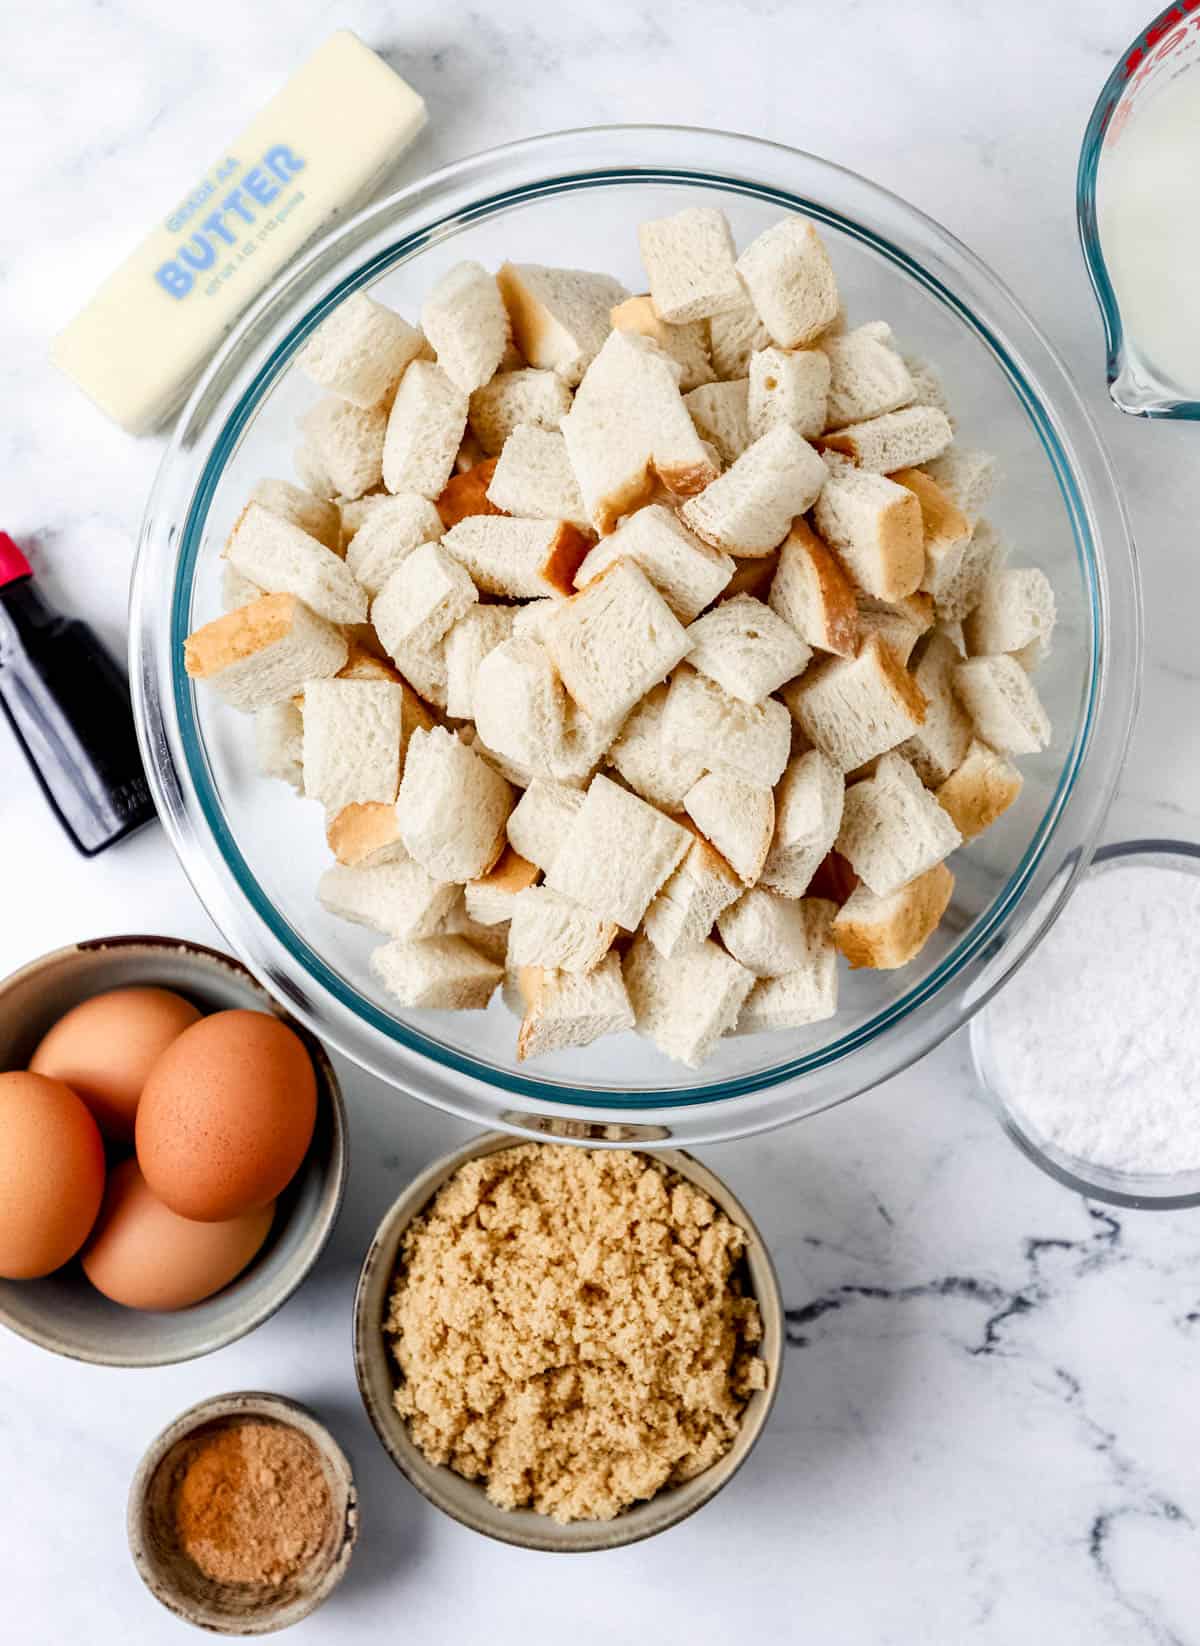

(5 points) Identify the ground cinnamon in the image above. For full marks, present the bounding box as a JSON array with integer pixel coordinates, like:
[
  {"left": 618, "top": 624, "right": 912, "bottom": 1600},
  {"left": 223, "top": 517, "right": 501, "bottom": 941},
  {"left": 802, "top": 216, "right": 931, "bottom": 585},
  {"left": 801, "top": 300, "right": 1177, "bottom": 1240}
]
[{"left": 170, "top": 1419, "right": 331, "bottom": 1586}]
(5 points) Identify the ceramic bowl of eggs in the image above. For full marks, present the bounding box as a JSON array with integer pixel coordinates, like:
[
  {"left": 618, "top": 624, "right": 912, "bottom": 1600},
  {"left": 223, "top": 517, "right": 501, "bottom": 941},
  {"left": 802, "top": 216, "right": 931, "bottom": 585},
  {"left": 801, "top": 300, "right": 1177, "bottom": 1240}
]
[{"left": 0, "top": 935, "right": 346, "bottom": 1366}]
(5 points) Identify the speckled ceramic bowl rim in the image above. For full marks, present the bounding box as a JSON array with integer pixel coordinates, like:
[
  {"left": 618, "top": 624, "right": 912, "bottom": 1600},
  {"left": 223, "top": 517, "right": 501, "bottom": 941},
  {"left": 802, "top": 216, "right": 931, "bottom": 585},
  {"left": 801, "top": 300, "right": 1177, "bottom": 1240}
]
[
  {"left": 127, "top": 1390, "right": 359, "bottom": 1635},
  {"left": 353, "top": 1133, "right": 784, "bottom": 1552},
  {"left": 0, "top": 934, "right": 347, "bottom": 1366}
]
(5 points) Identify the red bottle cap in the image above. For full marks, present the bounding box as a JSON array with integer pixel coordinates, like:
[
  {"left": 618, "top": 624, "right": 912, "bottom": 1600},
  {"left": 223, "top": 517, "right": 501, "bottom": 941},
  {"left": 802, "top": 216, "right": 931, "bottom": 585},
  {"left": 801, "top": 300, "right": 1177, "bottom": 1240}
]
[{"left": 0, "top": 532, "right": 33, "bottom": 589}]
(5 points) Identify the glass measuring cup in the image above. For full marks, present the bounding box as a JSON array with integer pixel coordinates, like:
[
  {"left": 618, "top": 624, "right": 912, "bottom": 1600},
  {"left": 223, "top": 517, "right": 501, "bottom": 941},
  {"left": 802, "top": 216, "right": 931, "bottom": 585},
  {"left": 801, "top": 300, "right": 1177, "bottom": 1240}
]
[{"left": 1078, "top": 2, "right": 1200, "bottom": 417}]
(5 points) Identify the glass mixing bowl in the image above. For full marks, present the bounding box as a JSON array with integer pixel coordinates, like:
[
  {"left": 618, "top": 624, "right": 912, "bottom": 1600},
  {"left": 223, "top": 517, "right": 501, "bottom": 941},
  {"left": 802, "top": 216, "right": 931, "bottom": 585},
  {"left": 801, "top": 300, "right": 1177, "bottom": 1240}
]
[{"left": 130, "top": 127, "right": 1140, "bottom": 1145}]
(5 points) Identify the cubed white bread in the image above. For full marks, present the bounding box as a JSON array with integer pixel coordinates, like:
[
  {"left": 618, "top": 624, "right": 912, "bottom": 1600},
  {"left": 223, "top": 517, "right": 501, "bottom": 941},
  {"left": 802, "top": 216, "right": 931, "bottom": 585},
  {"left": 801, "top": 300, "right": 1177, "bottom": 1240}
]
[
  {"left": 544, "top": 559, "right": 691, "bottom": 725},
  {"left": 889, "top": 466, "right": 974, "bottom": 608},
  {"left": 610, "top": 295, "right": 714, "bottom": 392},
  {"left": 509, "top": 598, "right": 556, "bottom": 644},
  {"left": 718, "top": 886, "right": 825, "bottom": 977},
  {"left": 222, "top": 563, "right": 262, "bottom": 612},
  {"left": 420, "top": 260, "right": 510, "bottom": 393},
  {"left": 662, "top": 666, "right": 791, "bottom": 787},
  {"left": 371, "top": 935, "right": 503, "bottom": 1010},
  {"left": 642, "top": 815, "right": 742, "bottom": 957},
  {"left": 684, "top": 594, "right": 811, "bottom": 704},
  {"left": 184, "top": 594, "right": 348, "bottom": 712},
  {"left": 434, "top": 459, "right": 507, "bottom": 531},
  {"left": 396, "top": 726, "right": 514, "bottom": 881},
  {"left": 748, "top": 347, "right": 830, "bottom": 441},
  {"left": 225, "top": 503, "right": 368, "bottom": 625},
  {"left": 623, "top": 934, "right": 755, "bottom": 1068},
  {"left": 929, "top": 518, "right": 1006, "bottom": 623},
  {"left": 553, "top": 702, "right": 619, "bottom": 787},
  {"left": 544, "top": 773, "right": 690, "bottom": 931},
  {"left": 463, "top": 847, "right": 540, "bottom": 925},
  {"left": 606, "top": 682, "right": 707, "bottom": 811},
  {"left": 437, "top": 894, "right": 511, "bottom": 967},
  {"left": 833, "top": 861, "right": 954, "bottom": 970},
  {"left": 735, "top": 217, "right": 840, "bottom": 349},
  {"left": 381, "top": 629, "right": 448, "bottom": 710},
  {"left": 485, "top": 425, "right": 589, "bottom": 527},
  {"left": 560, "top": 331, "right": 718, "bottom": 532},
  {"left": 638, "top": 205, "right": 744, "bottom": 324},
  {"left": 318, "top": 858, "right": 458, "bottom": 940},
  {"left": 821, "top": 323, "right": 916, "bottom": 429},
  {"left": 250, "top": 479, "right": 342, "bottom": 553},
  {"left": 382, "top": 360, "right": 469, "bottom": 498},
  {"left": 780, "top": 634, "right": 928, "bottom": 773},
  {"left": 684, "top": 771, "right": 775, "bottom": 886},
  {"left": 297, "top": 291, "right": 425, "bottom": 408},
  {"left": 898, "top": 630, "right": 973, "bottom": 785},
  {"left": 811, "top": 465, "right": 924, "bottom": 600},
  {"left": 301, "top": 679, "right": 404, "bottom": 814},
  {"left": 343, "top": 494, "right": 444, "bottom": 595},
  {"left": 680, "top": 425, "right": 827, "bottom": 556},
  {"left": 823, "top": 406, "right": 954, "bottom": 474},
  {"left": 573, "top": 504, "right": 733, "bottom": 624},
  {"left": 299, "top": 396, "right": 388, "bottom": 499},
  {"left": 903, "top": 355, "right": 952, "bottom": 417},
  {"left": 468, "top": 368, "right": 574, "bottom": 455},
  {"left": 294, "top": 439, "right": 337, "bottom": 499},
  {"left": 953, "top": 654, "right": 1051, "bottom": 755},
  {"left": 760, "top": 748, "right": 845, "bottom": 897},
  {"left": 683, "top": 379, "right": 752, "bottom": 466},
  {"left": 768, "top": 520, "right": 859, "bottom": 657},
  {"left": 963, "top": 567, "right": 1056, "bottom": 660},
  {"left": 496, "top": 262, "right": 629, "bottom": 386},
  {"left": 507, "top": 885, "right": 617, "bottom": 974},
  {"left": 325, "top": 800, "right": 407, "bottom": 868},
  {"left": 441, "top": 516, "right": 592, "bottom": 599},
  {"left": 721, "top": 553, "right": 779, "bottom": 604},
  {"left": 709, "top": 301, "right": 773, "bottom": 380},
  {"left": 372, "top": 543, "right": 478, "bottom": 661},
  {"left": 337, "top": 492, "right": 390, "bottom": 546},
  {"left": 938, "top": 618, "right": 967, "bottom": 658},
  {"left": 855, "top": 592, "right": 935, "bottom": 666},
  {"left": 512, "top": 954, "right": 635, "bottom": 1061},
  {"left": 472, "top": 636, "right": 568, "bottom": 780},
  {"left": 470, "top": 737, "right": 535, "bottom": 790},
  {"left": 921, "top": 447, "right": 996, "bottom": 523},
  {"left": 254, "top": 699, "right": 303, "bottom": 790},
  {"left": 935, "top": 738, "right": 1023, "bottom": 840},
  {"left": 836, "top": 752, "right": 961, "bottom": 897},
  {"left": 506, "top": 778, "right": 585, "bottom": 872},
  {"left": 735, "top": 900, "right": 838, "bottom": 1033},
  {"left": 444, "top": 604, "right": 518, "bottom": 719}
]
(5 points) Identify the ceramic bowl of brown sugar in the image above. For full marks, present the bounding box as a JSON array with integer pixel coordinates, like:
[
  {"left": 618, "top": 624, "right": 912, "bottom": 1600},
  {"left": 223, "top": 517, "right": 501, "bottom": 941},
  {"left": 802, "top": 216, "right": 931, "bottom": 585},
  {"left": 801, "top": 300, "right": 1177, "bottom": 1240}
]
[{"left": 128, "top": 1390, "right": 358, "bottom": 1635}]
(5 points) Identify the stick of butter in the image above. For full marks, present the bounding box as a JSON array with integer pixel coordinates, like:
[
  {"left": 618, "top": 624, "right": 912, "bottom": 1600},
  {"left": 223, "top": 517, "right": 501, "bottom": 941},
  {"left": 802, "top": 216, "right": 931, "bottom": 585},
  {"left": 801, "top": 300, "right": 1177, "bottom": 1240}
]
[{"left": 52, "top": 31, "right": 426, "bottom": 434}]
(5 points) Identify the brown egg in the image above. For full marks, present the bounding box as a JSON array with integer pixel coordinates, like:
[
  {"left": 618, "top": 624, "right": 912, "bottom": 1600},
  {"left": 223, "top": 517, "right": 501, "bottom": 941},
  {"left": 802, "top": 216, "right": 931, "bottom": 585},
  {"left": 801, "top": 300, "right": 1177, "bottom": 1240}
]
[
  {"left": 0, "top": 1071, "right": 106, "bottom": 1278},
  {"left": 82, "top": 1158, "right": 274, "bottom": 1310},
  {"left": 136, "top": 1009, "right": 317, "bottom": 1222},
  {"left": 30, "top": 987, "right": 203, "bottom": 1141}
]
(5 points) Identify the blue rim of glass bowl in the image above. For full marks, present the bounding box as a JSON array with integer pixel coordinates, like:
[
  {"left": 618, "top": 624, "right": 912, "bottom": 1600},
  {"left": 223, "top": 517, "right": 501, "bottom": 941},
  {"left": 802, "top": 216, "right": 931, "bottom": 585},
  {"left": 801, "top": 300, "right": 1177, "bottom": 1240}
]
[
  {"left": 1077, "top": 1, "right": 1200, "bottom": 419},
  {"left": 172, "top": 163, "right": 1101, "bottom": 1110}
]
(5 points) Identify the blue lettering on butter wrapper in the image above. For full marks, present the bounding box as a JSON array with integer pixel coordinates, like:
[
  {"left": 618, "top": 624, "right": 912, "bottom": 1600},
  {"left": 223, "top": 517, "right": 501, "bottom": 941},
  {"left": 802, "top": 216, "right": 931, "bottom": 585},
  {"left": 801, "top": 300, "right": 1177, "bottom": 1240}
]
[
  {"left": 179, "top": 234, "right": 217, "bottom": 272},
  {"left": 242, "top": 167, "right": 279, "bottom": 207},
  {"left": 156, "top": 262, "right": 193, "bottom": 298},
  {"left": 265, "top": 145, "right": 306, "bottom": 183},
  {"left": 155, "top": 145, "right": 305, "bottom": 300}
]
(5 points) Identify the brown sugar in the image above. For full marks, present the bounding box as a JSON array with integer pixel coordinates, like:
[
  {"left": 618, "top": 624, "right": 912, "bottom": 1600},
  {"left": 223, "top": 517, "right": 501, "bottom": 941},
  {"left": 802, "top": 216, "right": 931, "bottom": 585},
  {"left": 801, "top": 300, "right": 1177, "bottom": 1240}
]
[
  {"left": 170, "top": 1419, "right": 331, "bottom": 1586},
  {"left": 385, "top": 1144, "right": 766, "bottom": 1523}
]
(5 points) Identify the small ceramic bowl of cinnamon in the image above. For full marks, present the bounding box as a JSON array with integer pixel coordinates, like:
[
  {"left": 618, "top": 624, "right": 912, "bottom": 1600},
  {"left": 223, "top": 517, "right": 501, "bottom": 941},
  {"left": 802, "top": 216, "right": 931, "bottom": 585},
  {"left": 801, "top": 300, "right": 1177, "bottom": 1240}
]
[{"left": 128, "top": 1391, "right": 358, "bottom": 1635}]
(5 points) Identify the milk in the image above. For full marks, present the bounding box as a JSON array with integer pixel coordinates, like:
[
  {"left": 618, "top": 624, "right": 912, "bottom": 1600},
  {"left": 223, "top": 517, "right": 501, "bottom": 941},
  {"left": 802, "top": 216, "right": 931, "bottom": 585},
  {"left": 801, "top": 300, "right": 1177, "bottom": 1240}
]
[{"left": 1097, "top": 67, "right": 1200, "bottom": 398}]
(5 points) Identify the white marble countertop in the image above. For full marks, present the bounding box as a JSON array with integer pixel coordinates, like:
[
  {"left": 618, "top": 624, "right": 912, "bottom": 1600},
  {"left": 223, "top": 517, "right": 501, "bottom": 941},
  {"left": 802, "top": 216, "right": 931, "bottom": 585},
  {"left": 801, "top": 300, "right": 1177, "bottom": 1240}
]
[{"left": 4, "top": 1, "right": 1200, "bottom": 1641}]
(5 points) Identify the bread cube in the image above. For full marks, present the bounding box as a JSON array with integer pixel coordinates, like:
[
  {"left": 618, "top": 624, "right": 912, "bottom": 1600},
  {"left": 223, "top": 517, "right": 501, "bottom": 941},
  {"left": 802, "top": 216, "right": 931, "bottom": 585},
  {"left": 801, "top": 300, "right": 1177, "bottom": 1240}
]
[
  {"left": 472, "top": 637, "right": 568, "bottom": 781},
  {"left": 642, "top": 819, "right": 742, "bottom": 957},
  {"left": 684, "top": 379, "right": 752, "bottom": 465},
  {"left": 606, "top": 683, "right": 706, "bottom": 811},
  {"left": 638, "top": 206, "right": 744, "bottom": 324},
  {"left": 435, "top": 458, "right": 507, "bottom": 530},
  {"left": 929, "top": 519, "right": 1006, "bottom": 622},
  {"left": 679, "top": 425, "right": 827, "bottom": 555},
  {"left": 371, "top": 936, "right": 503, "bottom": 1010},
  {"left": 420, "top": 260, "right": 510, "bottom": 392},
  {"left": 507, "top": 886, "right": 617, "bottom": 974},
  {"left": 343, "top": 494, "right": 443, "bottom": 595},
  {"left": 623, "top": 934, "right": 754, "bottom": 1068},
  {"left": 293, "top": 438, "right": 337, "bottom": 499},
  {"left": 836, "top": 752, "right": 961, "bottom": 897},
  {"left": 463, "top": 847, "right": 540, "bottom": 926},
  {"left": 441, "top": 516, "right": 591, "bottom": 599},
  {"left": 898, "top": 631, "right": 973, "bottom": 785},
  {"left": 921, "top": 447, "right": 996, "bottom": 523},
  {"left": 572, "top": 504, "right": 733, "bottom": 624},
  {"left": 888, "top": 466, "right": 973, "bottom": 610},
  {"left": 250, "top": 479, "right": 342, "bottom": 553},
  {"left": 300, "top": 396, "right": 388, "bottom": 500},
  {"left": 225, "top": 502, "right": 368, "bottom": 625},
  {"left": 855, "top": 592, "right": 935, "bottom": 666},
  {"left": 709, "top": 301, "right": 773, "bottom": 379},
  {"left": 318, "top": 859, "right": 458, "bottom": 940},
  {"left": 544, "top": 560, "right": 691, "bottom": 726},
  {"left": 496, "top": 262, "right": 629, "bottom": 386},
  {"left": 297, "top": 291, "right": 425, "bottom": 407},
  {"left": 781, "top": 635, "right": 927, "bottom": 773},
  {"left": 184, "top": 594, "right": 348, "bottom": 712},
  {"left": 254, "top": 699, "right": 303, "bottom": 790},
  {"left": 684, "top": 771, "right": 774, "bottom": 886},
  {"left": 760, "top": 749, "right": 845, "bottom": 897},
  {"left": 735, "top": 217, "right": 840, "bottom": 348},
  {"left": 963, "top": 567, "right": 1056, "bottom": 660},
  {"left": 768, "top": 520, "right": 858, "bottom": 657},
  {"left": 302, "top": 679, "right": 404, "bottom": 814},
  {"left": 821, "top": 322, "right": 916, "bottom": 429},
  {"left": 684, "top": 594, "right": 810, "bottom": 704},
  {"left": 382, "top": 360, "right": 469, "bottom": 498},
  {"left": 382, "top": 628, "right": 449, "bottom": 710},
  {"left": 511, "top": 953, "right": 635, "bottom": 1061},
  {"left": 662, "top": 667, "right": 791, "bottom": 787},
  {"left": 396, "top": 726, "right": 513, "bottom": 881},
  {"left": 444, "top": 604, "right": 518, "bottom": 719},
  {"left": 812, "top": 464, "right": 924, "bottom": 600},
  {"left": 485, "top": 425, "right": 589, "bottom": 527},
  {"left": 544, "top": 774, "right": 690, "bottom": 931},
  {"left": 953, "top": 654, "right": 1051, "bottom": 755},
  {"left": 325, "top": 800, "right": 407, "bottom": 868},
  {"left": 610, "top": 294, "right": 715, "bottom": 392},
  {"left": 737, "top": 914, "right": 838, "bottom": 1033},
  {"left": 221, "top": 564, "right": 262, "bottom": 611},
  {"left": 718, "top": 887, "right": 824, "bottom": 976},
  {"left": 748, "top": 346, "right": 830, "bottom": 441},
  {"left": 468, "top": 367, "right": 573, "bottom": 455},
  {"left": 506, "top": 778, "right": 585, "bottom": 873},
  {"left": 833, "top": 862, "right": 954, "bottom": 969},
  {"left": 935, "top": 739, "right": 1024, "bottom": 840},
  {"left": 823, "top": 405, "right": 954, "bottom": 473},
  {"left": 372, "top": 542, "right": 478, "bottom": 662}
]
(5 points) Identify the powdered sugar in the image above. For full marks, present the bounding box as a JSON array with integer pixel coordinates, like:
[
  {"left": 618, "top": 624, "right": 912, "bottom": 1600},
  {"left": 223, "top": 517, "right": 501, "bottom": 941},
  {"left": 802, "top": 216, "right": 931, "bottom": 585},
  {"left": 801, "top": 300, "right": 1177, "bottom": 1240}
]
[{"left": 981, "top": 861, "right": 1200, "bottom": 1176}]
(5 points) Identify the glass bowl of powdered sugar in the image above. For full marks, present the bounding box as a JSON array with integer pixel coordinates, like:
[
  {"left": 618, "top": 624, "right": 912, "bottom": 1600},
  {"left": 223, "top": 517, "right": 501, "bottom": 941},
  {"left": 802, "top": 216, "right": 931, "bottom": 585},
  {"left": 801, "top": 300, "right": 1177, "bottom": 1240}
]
[{"left": 972, "top": 840, "right": 1200, "bottom": 1210}]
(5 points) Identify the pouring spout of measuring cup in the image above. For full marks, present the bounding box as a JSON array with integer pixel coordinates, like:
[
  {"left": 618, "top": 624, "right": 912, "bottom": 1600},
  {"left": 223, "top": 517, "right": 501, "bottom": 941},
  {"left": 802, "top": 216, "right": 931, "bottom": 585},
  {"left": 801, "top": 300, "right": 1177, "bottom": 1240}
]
[{"left": 1078, "top": 3, "right": 1200, "bottom": 421}]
